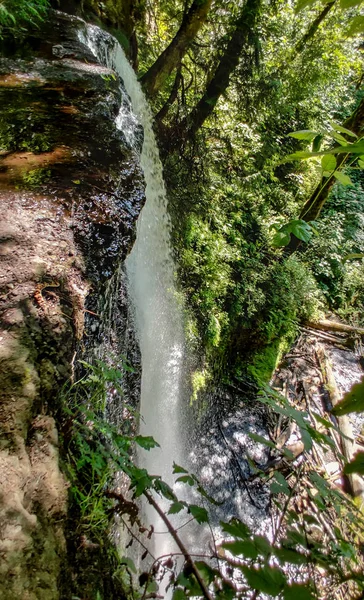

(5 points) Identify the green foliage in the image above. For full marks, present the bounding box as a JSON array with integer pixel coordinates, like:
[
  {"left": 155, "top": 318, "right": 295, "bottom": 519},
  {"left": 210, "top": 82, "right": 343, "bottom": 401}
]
[{"left": 0, "top": 0, "right": 48, "bottom": 37}]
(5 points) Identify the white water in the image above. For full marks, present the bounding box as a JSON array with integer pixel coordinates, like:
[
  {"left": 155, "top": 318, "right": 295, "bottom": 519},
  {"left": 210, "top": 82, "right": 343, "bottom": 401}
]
[{"left": 83, "top": 27, "right": 187, "bottom": 560}]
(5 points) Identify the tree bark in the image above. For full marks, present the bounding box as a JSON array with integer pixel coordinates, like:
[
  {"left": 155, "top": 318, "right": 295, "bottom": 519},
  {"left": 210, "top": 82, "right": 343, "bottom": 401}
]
[
  {"left": 181, "top": 0, "right": 262, "bottom": 137},
  {"left": 140, "top": 0, "right": 212, "bottom": 97},
  {"left": 293, "top": 1, "right": 336, "bottom": 57}
]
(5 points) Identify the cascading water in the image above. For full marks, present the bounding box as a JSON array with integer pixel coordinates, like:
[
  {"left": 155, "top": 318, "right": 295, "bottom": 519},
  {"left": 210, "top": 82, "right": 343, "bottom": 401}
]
[{"left": 83, "top": 26, "right": 188, "bottom": 560}]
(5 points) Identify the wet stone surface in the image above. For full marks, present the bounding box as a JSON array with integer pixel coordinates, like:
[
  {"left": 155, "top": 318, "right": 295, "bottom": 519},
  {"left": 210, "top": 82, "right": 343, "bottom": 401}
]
[{"left": 0, "top": 11, "right": 144, "bottom": 600}]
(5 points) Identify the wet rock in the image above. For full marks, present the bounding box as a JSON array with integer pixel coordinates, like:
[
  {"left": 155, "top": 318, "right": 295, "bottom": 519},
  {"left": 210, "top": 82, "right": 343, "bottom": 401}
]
[{"left": 0, "top": 10, "right": 144, "bottom": 599}]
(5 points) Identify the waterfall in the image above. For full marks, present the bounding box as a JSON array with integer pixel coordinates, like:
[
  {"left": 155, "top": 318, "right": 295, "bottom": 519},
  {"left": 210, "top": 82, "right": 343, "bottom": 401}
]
[{"left": 83, "top": 26, "right": 187, "bottom": 560}]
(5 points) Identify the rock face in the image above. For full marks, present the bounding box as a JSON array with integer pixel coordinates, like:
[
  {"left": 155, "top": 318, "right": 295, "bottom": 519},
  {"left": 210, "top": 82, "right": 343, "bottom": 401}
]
[{"left": 0, "top": 11, "right": 144, "bottom": 599}]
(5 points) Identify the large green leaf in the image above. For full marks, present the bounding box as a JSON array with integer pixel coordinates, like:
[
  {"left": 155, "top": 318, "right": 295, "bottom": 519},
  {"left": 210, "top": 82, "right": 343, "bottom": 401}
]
[
  {"left": 290, "top": 220, "right": 312, "bottom": 242},
  {"left": 220, "top": 519, "right": 251, "bottom": 539},
  {"left": 321, "top": 154, "right": 336, "bottom": 175},
  {"left": 242, "top": 566, "right": 286, "bottom": 596},
  {"left": 222, "top": 540, "right": 259, "bottom": 559},
  {"left": 340, "top": 0, "right": 364, "bottom": 8},
  {"left": 348, "top": 15, "right": 364, "bottom": 35},
  {"left": 330, "top": 121, "right": 357, "bottom": 138},
  {"left": 295, "top": 0, "right": 317, "bottom": 12},
  {"left": 283, "top": 583, "right": 315, "bottom": 600},
  {"left": 275, "top": 548, "right": 308, "bottom": 565},
  {"left": 333, "top": 171, "right": 353, "bottom": 186},
  {"left": 288, "top": 130, "right": 319, "bottom": 141},
  {"left": 272, "top": 230, "right": 291, "bottom": 247}
]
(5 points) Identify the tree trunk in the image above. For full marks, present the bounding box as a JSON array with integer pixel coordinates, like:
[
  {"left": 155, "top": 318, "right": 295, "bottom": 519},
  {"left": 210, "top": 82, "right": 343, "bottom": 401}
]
[
  {"left": 140, "top": 0, "right": 212, "bottom": 97},
  {"left": 181, "top": 0, "right": 262, "bottom": 137},
  {"left": 293, "top": 1, "right": 336, "bottom": 57}
]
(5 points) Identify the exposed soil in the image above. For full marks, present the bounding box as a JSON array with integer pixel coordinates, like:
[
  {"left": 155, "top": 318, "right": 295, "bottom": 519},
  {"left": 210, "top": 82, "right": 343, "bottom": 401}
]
[{"left": 0, "top": 11, "right": 144, "bottom": 599}]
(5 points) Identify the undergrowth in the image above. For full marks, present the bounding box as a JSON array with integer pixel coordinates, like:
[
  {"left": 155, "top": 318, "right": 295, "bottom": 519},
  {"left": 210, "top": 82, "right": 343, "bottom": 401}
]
[{"left": 58, "top": 359, "right": 364, "bottom": 600}]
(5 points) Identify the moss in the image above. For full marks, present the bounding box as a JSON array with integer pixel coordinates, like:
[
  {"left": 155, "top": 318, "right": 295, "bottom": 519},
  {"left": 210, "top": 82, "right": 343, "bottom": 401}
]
[
  {"left": 247, "top": 336, "right": 292, "bottom": 384},
  {"left": 19, "top": 167, "right": 51, "bottom": 188}
]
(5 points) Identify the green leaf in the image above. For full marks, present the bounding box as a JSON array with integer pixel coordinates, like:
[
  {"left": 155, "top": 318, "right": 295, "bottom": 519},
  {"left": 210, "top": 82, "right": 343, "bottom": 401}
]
[
  {"left": 120, "top": 556, "right": 137, "bottom": 574},
  {"left": 288, "top": 130, "right": 319, "bottom": 141},
  {"left": 300, "top": 426, "right": 313, "bottom": 451},
  {"left": 333, "top": 171, "right": 353, "bottom": 186},
  {"left": 173, "top": 463, "right": 189, "bottom": 474},
  {"left": 290, "top": 220, "right": 312, "bottom": 242},
  {"left": 153, "top": 479, "right": 176, "bottom": 501},
  {"left": 272, "top": 230, "right": 291, "bottom": 247},
  {"left": 195, "top": 561, "right": 216, "bottom": 586},
  {"left": 340, "top": 0, "right": 364, "bottom": 7},
  {"left": 253, "top": 535, "right": 272, "bottom": 556},
  {"left": 358, "top": 159, "right": 364, "bottom": 169},
  {"left": 321, "top": 154, "right": 336, "bottom": 175},
  {"left": 242, "top": 566, "right": 286, "bottom": 596},
  {"left": 172, "top": 588, "right": 188, "bottom": 600},
  {"left": 168, "top": 501, "right": 186, "bottom": 514},
  {"left": 348, "top": 15, "right": 364, "bottom": 35},
  {"left": 275, "top": 548, "right": 308, "bottom": 565},
  {"left": 284, "top": 141, "right": 364, "bottom": 162},
  {"left": 344, "top": 452, "right": 364, "bottom": 475},
  {"left": 332, "top": 132, "right": 350, "bottom": 146},
  {"left": 283, "top": 583, "right": 315, "bottom": 600},
  {"left": 220, "top": 519, "right": 251, "bottom": 539},
  {"left": 332, "top": 377, "right": 364, "bottom": 415},
  {"left": 134, "top": 435, "right": 160, "bottom": 450},
  {"left": 222, "top": 540, "right": 258, "bottom": 559},
  {"left": 329, "top": 122, "right": 357, "bottom": 138},
  {"left": 342, "top": 253, "right": 364, "bottom": 262},
  {"left": 295, "top": 0, "right": 317, "bottom": 12},
  {"left": 248, "top": 432, "right": 277, "bottom": 448},
  {"left": 176, "top": 474, "right": 195, "bottom": 486},
  {"left": 188, "top": 504, "right": 209, "bottom": 524}
]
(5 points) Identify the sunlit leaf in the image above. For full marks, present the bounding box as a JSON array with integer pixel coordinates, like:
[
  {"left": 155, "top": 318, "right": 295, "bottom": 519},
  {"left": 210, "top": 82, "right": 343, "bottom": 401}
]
[
  {"left": 272, "top": 230, "right": 291, "bottom": 247},
  {"left": 333, "top": 171, "right": 353, "bottom": 186},
  {"left": 342, "top": 253, "right": 364, "bottom": 262},
  {"left": 295, "top": 0, "right": 317, "bottom": 12},
  {"left": 288, "top": 130, "right": 319, "bottom": 141},
  {"left": 329, "top": 121, "right": 357, "bottom": 138},
  {"left": 347, "top": 15, "right": 364, "bottom": 35},
  {"left": 340, "top": 0, "right": 364, "bottom": 8},
  {"left": 321, "top": 154, "right": 336, "bottom": 175}
]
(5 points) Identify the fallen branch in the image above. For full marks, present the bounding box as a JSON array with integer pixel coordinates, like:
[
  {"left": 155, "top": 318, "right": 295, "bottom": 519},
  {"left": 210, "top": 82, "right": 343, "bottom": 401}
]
[
  {"left": 316, "top": 345, "right": 364, "bottom": 504},
  {"left": 144, "top": 490, "right": 214, "bottom": 600},
  {"left": 307, "top": 319, "right": 364, "bottom": 336}
]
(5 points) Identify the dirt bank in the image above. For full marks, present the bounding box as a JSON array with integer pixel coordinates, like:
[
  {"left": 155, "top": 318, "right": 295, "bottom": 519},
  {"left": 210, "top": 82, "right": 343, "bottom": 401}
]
[{"left": 0, "top": 11, "right": 144, "bottom": 599}]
